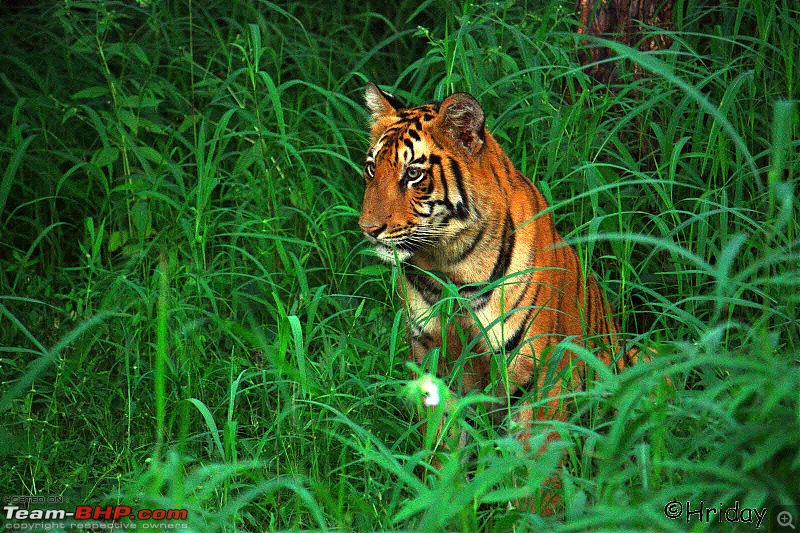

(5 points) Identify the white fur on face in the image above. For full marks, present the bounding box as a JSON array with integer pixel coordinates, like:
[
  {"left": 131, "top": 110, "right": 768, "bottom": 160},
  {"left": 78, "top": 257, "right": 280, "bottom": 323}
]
[{"left": 374, "top": 243, "right": 411, "bottom": 264}]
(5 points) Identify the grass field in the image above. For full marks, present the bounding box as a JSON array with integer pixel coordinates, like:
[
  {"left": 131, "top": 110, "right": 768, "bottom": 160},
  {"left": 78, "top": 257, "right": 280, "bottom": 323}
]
[{"left": 1, "top": 0, "right": 798, "bottom": 531}]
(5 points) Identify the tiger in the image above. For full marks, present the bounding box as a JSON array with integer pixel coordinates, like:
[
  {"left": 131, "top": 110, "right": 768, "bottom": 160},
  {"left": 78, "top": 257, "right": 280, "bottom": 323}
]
[{"left": 358, "top": 82, "right": 633, "bottom": 509}]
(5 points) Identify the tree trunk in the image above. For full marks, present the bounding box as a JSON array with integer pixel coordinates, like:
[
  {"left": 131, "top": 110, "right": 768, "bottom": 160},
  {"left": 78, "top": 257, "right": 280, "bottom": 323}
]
[{"left": 575, "top": 0, "right": 674, "bottom": 84}]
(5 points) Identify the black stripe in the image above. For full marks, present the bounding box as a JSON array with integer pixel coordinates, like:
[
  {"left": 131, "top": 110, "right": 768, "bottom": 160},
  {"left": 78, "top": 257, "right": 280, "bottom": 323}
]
[
  {"left": 502, "top": 155, "right": 512, "bottom": 175},
  {"left": 427, "top": 199, "right": 448, "bottom": 209},
  {"left": 397, "top": 113, "right": 422, "bottom": 130},
  {"left": 503, "top": 306, "right": 535, "bottom": 354},
  {"left": 407, "top": 128, "right": 420, "bottom": 141},
  {"left": 508, "top": 271, "right": 533, "bottom": 312},
  {"left": 508, "top": 369, "right": 538, "bottom": 407},
  {"left": 490, "top": 163, "right": 504, "bottom": 188},
  {"left": 448, "top": 158, "right": 470, "bottom": 220},
  {"left": 459, "top": 284, "right": 479, "bottom": 298},
  {"left": 508, "top": 245, "right": 544, "bottom": 312},
  {"left": 413, "top": 205, "right": 432, "bottom": 218},
  {"left": 382, "top": 90, "right": 406, "bottom": 110},
  {"left": 434, "top": 157, "right": 467, "bottom": 225},
  {"left": 527, "top": 279, "right": 544, "bottom": 314},
  {"left": 429, "top": 154, "right": 455, "bottom": 215},
  {"left": 403, "top": 138, "right": 415, "bottom": 158},
  {"left": 411, "top": 329, "right": 435, "bottom": 350},
  {"left": 381, "top": 126, "right": 400, "bottom": 139},
  {"left": 453, "top": 224, "right": 486, "bottom": 264},
  {"left": 404, "top": 271, "right": 441, "bottom": 306},
  {"left": 489, "top": 212, "right": 515, "bottom": 283},
  {"left": 467, "top": 214, "right": 515, "bottom": 311},
  {"left": 438, "top": 165, "right": 450, "bottom": 205}
]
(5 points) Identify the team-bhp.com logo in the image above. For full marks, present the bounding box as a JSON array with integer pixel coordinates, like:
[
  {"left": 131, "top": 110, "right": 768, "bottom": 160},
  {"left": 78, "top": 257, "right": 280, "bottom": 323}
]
[{"left": 4, "top": 504, "right": 188, "bottom": 529}]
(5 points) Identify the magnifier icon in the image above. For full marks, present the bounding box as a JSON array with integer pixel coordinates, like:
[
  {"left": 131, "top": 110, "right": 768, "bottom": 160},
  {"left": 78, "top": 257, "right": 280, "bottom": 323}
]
[{"left": 778, "top": 511, "right": 796, "bottom": 529}]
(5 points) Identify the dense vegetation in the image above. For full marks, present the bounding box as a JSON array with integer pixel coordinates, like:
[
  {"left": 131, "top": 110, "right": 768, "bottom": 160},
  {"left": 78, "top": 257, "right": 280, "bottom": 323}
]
[{"left": 1, "top": 0, "right": 798, "bottom": 531}]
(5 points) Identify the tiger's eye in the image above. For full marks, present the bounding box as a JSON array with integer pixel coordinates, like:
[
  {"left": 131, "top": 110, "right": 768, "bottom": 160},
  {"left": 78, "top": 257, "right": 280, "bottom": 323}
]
[{"left": 405, "top": 168, "right": 422, "bottom": 181}]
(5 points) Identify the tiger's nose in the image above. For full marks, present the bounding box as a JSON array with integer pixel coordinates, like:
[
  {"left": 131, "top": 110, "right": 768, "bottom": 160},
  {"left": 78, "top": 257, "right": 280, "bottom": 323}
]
[{"left": 359, "top": 223, "right": 386, "bottom": 239}]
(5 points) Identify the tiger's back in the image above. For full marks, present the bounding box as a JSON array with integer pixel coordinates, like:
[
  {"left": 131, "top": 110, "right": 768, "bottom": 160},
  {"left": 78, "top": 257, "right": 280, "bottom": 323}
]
[{"left": 358, "top": 82, "right": 627, "bottom": 427}]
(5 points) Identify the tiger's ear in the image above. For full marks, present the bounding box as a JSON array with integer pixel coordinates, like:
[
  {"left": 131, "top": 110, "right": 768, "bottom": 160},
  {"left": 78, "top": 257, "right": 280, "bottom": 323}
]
[
  {"left": 365, "top": 82, "right": 404, "bottom": 120},
  {"left": 439, "top": 92, "right": 485, "bottom": 154}
]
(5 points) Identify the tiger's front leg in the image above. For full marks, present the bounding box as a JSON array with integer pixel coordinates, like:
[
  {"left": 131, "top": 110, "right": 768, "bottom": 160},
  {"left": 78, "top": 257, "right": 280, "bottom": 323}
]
[
  {"left": 504, "top": 336, "right": 585, "bottom": 517},
  {"left": 408, "top": 307, "right": 496, "bottom": 479},
  {"left": 408, "top": 316, "right": 458, "bottom": 471}
]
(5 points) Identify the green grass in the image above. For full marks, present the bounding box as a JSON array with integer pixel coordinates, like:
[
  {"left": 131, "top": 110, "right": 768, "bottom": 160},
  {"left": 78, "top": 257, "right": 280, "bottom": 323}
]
[{"left": 1, "top": 0, "right": 798, "bottom": 531}]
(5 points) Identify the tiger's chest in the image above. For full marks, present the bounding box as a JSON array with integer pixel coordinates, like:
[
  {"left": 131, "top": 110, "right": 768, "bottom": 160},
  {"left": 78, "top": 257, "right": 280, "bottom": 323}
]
[{"left": 401, "top": 259, "right": 563, "bottom": 356}]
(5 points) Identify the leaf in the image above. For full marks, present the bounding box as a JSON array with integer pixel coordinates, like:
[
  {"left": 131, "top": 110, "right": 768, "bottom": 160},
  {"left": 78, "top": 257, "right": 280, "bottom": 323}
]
[
  {"left": 91, "top": 146, "right": 119, "bottom": 167},
  {"left": 116, "top": 108, "right": 139, "bottom": 134},
  {"left": 108, "top": 231, "right": 128, "bottom": 253},
  {"left": 127, "top": 42, "right": 150, "bottom": 65},
  {"left": 71, "top": 86, "right": 110, "bottom": 99},
  {"left": 0, "top": 135, "right": 35, "bottom": 219},
  {"left": 356, "top": 265, "right": 390, "bottom": 276},
  {"left": 185, "top": 398, "right": 225, "bottom": 460}
]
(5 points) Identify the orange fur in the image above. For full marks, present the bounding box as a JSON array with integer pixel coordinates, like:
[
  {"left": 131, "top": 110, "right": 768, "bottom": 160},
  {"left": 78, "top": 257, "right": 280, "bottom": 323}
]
[{"left": 358, "top": 83, "right": 633, "bottom": 513}]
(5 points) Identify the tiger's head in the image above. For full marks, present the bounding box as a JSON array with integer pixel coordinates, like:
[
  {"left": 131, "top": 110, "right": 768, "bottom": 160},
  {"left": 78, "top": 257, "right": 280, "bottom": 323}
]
[{"left": 358, "top": 83, "right": 486, "bottom": 264}]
